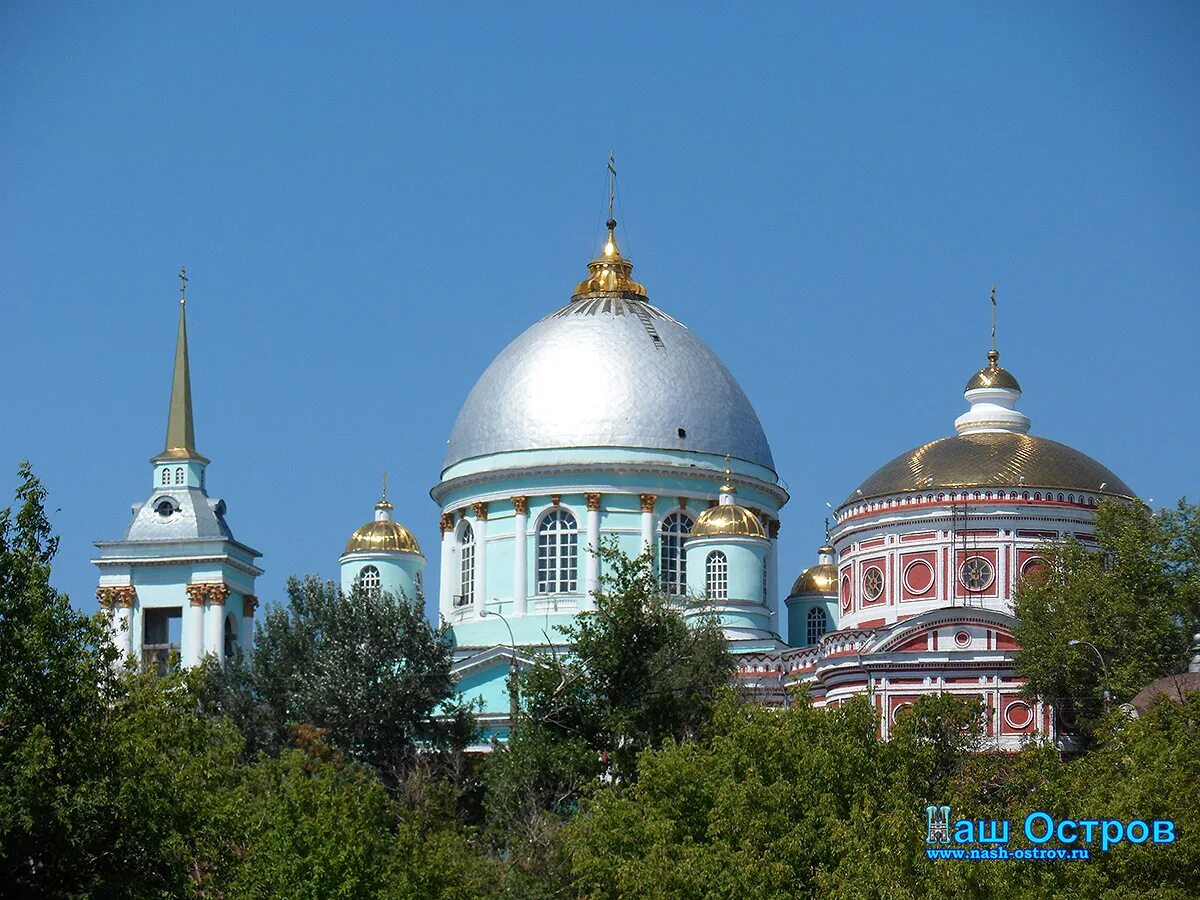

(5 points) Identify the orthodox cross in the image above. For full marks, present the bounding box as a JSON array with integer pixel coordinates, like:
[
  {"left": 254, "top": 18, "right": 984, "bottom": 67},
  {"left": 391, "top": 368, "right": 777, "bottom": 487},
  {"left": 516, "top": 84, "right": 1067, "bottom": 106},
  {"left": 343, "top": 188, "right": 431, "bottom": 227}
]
[
  {"left": 179, "top": 267, "right": 188, "bottom": 306},
  {"left": 990, "top": 283, "right": 997, "bottom": 352},
  {"left": 382, "top": 471, "right": 388, "bottom": 502},
  {"left": 607, "top": 151, "right": 617, "bottom": 226}
]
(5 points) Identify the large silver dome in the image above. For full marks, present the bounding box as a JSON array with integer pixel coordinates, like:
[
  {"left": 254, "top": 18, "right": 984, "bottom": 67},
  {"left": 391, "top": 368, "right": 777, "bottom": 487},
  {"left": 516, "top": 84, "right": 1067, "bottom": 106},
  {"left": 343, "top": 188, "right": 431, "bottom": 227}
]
[{"left": 443, "top": 296, "right": 775, "bottom": 472}]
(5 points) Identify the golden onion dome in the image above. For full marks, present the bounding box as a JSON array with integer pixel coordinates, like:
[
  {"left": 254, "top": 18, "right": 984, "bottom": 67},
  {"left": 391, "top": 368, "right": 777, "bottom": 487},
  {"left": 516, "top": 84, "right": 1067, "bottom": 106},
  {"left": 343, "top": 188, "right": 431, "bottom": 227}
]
[
  {"left": 966, "top": 349, "right": 1021, "bottom": 392},
  {"left": 343, "top": 489, "right": 421, "bottom": 556},
  {"left": 790, "top": 561, "right": 837, "bottom": 597},
  {"left": 343, "top": 518, "right": 422, "bottom": 555},
  {"left": 691, "top": 502, "right": 767, "bottom": 539}
]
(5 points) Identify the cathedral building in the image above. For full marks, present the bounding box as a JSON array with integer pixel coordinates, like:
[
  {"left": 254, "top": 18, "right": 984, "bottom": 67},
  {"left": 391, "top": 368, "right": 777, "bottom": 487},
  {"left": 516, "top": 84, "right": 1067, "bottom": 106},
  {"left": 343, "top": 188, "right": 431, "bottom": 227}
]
[{"left": 95, "top": 186, "right": 1139, "bottom": 750}]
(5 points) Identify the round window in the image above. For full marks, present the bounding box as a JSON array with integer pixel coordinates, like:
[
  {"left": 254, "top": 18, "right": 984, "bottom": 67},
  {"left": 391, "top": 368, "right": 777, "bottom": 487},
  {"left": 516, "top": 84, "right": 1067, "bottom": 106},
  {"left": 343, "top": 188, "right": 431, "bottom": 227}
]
[
  {"left": 862, "top": 566, "right": 884, "bottom": 601},
  {"left": 959, "top": 556, "right": 994, "bottom": 592}
]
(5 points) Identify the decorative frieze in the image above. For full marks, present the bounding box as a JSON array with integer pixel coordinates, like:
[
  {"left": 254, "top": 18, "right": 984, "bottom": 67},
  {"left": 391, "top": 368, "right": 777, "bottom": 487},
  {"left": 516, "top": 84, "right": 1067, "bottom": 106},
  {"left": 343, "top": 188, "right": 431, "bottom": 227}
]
[{"left": 585, "top": 492, "right": 602, "bottom": 512}]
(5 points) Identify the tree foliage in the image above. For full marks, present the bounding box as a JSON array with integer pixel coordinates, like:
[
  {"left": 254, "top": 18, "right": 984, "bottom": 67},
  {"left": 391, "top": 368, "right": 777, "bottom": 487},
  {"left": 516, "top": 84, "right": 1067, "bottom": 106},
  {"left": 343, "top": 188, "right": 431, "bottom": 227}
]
[
  {"left": 210, "top": 575, "right": 475, "bottom": 786},
  {"left": 1014, "top": 499, "right": 1200, "bottom": 715}
]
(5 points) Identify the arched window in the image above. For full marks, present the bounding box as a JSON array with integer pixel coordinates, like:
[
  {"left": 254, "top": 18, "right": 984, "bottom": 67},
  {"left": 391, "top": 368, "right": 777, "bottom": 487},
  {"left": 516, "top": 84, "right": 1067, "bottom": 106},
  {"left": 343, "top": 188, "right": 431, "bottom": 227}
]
[
  {"left": 659, "top": 512, "right": 693, "bottom": 595},
  {"left": 223, "top": 615, "right": 236, "bottom": 659},
  {"left": 807, "top": 606, "right": 828, "bottom": 646},
  {"left": 174, "top": 467, "right": 184, "bottom": 485},
  {"left": 705, "top": 550, "right": 728, "bottom": 600},
  {"left": 457, "top": 523, "right": 474, "bottom": 607},
  {"left": 414, "top": 570, "right": 424, "bottom": 602},
  {"left": 160, "top": 468, "right": 170, "bottom": 485},
  {"left": 537, "top": 509, "right": 578, "bottom": 594},
  {"left": 358, "top": 564, "right": 381, "bottom": 593}
]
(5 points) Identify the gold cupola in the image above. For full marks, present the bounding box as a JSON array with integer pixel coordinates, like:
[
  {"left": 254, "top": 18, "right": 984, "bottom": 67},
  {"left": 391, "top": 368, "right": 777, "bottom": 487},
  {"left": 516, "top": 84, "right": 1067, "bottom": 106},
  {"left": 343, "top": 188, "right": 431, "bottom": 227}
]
[
  {"left": 343, "top": 479, "right": 421, "bottom": 556},
  {"left": 790, "top": 544, "right": 837, "bottom": 596},
  {"left": 571, "top": 217, "right": 648, "bottom": 301},
  {"left": 965, "top": 348, "right": 1022, "bottom": 392},
  {"left": 691, "top": 459, "right": 768, "bottom": 539}
]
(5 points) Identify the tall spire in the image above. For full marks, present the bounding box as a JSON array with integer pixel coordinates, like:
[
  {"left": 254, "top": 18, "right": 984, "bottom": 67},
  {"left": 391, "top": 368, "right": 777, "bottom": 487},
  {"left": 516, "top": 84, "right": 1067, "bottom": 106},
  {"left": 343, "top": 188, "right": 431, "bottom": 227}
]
[
  {"left": 571, "top": 154, "right": 648, "bottom": 301},
  {"left": 155, "top": 268, "right": 208, "bottom": 463}
]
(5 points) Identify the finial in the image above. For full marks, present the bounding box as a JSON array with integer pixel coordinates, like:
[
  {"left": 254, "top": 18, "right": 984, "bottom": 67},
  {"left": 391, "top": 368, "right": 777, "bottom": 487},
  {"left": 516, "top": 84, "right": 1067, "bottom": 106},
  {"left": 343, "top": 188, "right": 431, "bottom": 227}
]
[
  {"left": 824, "top": 516, "right": 831, "bottom": 542},
  {"left": 179, "top": 267, "right": 188, "bottom": 307},
  {"left": 990, "top": 283, "right": 997, "bottom": 352},
  {"left": 720, "top": 454, "right": 736, "bottom": 495},
  {"left": 607, "top": 150, "right": 617, "bottom": 229},
  {"left": 570, "top": 155, "right": 648, "bottom": 301},
  {"left": 375, "top": 470, "right": 394, "bottom": 512}
]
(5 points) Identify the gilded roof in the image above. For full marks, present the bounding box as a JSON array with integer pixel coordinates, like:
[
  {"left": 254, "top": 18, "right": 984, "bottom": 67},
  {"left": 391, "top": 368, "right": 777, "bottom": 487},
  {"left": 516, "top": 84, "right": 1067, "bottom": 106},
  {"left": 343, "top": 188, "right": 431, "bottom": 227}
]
[
  {"left": 343, "top": 520, "right": 422, "bottom": 555},
  {"left": 790, "top": 562, "right": 837, "bottom": 597},
  {"left": 844, "top": 431, "right": 1135, "bottom": 506},
  {"left": 691, "top": 503, "right": 767, "bottom": 539}
]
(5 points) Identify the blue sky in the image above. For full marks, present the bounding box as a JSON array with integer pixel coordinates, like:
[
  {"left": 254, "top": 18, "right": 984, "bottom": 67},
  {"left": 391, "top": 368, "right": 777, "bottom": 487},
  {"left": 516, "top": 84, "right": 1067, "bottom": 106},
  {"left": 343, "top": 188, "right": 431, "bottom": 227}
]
[{"left": 1, "top": 2, "right": 1197, "bottom": 617}]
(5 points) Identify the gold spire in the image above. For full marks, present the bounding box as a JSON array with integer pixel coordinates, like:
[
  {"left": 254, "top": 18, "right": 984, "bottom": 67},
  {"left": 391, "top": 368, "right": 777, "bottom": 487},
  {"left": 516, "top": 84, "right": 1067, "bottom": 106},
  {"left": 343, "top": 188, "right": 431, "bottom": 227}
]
[
  {"left": 154, "top": 268, "right": 208, "bottom": 463},
  {"left": 571, "top": 154, "right": 648, "bottom": 301}
]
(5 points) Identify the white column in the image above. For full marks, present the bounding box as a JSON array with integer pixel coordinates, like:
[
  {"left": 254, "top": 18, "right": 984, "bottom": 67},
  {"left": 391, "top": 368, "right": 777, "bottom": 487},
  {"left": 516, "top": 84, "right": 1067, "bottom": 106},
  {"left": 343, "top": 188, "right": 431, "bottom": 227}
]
[
  {"left": 439, "top": 513, "right": 454, "bottom": 621},
  {"left": 240, "top": 595, "right": 257, "bottom": 654},
  {"left": 640, "top": 494, "right": 657, "bottom": 555},
  {"left": 184, "top": 586, "right": 205, "bottom": 667},
  {"left": 472, "top": 503, "right": 488, "bottom": 617},
  {"left": 584, "top": 493, "right": 601, "bottom": 608},
  {"left": 768, "top": 520, "right": 780, "bottom": 626},
  {"left": 204, "top": 585, "right": 228, "bottom": 666},
  {"left": 115, "top": 605, "right": 134, "bottom": 659},
  {"left": 512, "top": 497, "right": 528, "bottom": 617}
]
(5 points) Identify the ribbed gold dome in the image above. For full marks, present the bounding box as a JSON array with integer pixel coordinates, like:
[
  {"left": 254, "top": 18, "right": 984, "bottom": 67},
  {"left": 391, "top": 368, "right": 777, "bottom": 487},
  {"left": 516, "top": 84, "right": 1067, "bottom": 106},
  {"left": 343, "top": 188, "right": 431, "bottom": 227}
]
[
  {"left": 691, "top": 503, "right": 767, "bottom": 539},
  {"left": 343, "top": 519, "right": 422, "bottom": 555},
  {"left": 790, "top": 562, "right": 837, "bottom": 596},
  {"left": 844, "top": 431, "right": 1135, "bottom": 506}
]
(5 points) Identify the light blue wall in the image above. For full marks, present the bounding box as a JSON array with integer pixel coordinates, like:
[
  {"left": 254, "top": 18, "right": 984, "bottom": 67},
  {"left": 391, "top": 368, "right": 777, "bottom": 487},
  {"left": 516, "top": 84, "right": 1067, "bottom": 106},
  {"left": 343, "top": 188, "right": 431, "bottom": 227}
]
[
  {"left": 785, "top": 595, "right": 837, "bottom": 647},
  {"left": 339, "top": 553, "right": 424, "bottom": 601}
]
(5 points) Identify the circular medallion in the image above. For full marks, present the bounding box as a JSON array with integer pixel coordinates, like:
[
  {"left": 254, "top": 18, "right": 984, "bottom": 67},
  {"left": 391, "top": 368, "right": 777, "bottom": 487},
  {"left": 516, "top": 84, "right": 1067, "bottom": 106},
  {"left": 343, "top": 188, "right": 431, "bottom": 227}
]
[
  {"left": 862, "top": 566, "right": 884, "bottom": 601},
  {"left": 1004, "top": 701, "right": 1034, "bottom": 730},
  {"left": 903, "top": 559, "right": 935, "bottom": 594}
]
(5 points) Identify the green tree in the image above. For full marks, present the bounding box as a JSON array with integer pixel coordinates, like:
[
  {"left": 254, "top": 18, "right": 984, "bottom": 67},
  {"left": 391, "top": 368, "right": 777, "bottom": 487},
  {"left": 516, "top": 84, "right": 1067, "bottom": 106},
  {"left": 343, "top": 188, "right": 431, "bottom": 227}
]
[
  {"left": 247, "top": 575, "right": 475, "bottom": 786},
  {"left": 0, "top": 463, "right": 120, "bottom": 894},
  {"left": 566, "top": 692, "right": 983, "bottom": 899},
  {"left": 227, "top": 737, "right": 505, "bottom": 900},
  {"left": 485, "top": 545, "right": 733, "bottom": 876},
  {"left": 1014, "top": 499, "right": 1200, "bottom": 718}
]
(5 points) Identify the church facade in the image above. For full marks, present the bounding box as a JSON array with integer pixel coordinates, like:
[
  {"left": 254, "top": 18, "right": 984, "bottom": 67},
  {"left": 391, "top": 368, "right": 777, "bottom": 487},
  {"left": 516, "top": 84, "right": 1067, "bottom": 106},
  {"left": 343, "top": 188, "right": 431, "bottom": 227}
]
[{"left": 96, "top": 193, "right": 1138, "bottom": 751}]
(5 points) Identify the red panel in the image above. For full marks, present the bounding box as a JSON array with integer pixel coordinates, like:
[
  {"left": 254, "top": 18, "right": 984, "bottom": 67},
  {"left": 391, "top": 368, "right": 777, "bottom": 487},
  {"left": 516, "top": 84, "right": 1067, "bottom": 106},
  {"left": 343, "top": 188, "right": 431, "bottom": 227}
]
[
  {"left": 900, "top": 531, "right": 937, "bottom": 543},
  {"left": 892, "top": 633, "right": 928, "bottom": 652}
]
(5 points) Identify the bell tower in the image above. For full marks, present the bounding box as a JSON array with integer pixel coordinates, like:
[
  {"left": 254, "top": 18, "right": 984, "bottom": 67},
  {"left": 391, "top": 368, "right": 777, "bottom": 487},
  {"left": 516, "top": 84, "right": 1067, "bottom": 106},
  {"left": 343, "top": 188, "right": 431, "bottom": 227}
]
[{"left": 93, "top": 271, "right": 262, "bottom": 671}]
